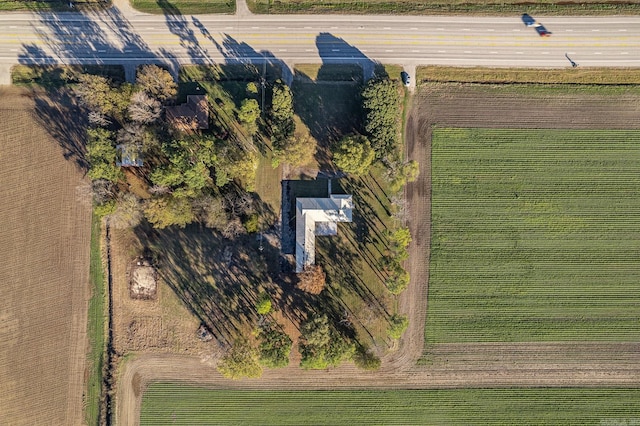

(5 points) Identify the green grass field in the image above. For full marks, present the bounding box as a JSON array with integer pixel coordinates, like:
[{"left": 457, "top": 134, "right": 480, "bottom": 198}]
[
  {"left": 427, "top": 128, "right": 640, "bottom": 344},
  {"left": 85, "top": 213, "right": 106, "bottom": 425},
  {"left": 130, "top": 0, "right": 234, "bottom": 14},
  {"left": 0, "top": 0, "right": 106, "bottom": 12},
  {"left": 140, "top": 384, "right": 640, "bottom": 425}
]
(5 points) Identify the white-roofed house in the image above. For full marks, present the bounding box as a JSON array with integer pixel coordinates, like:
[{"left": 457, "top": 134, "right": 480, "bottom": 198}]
[{"left": 295, "top": 190, "right": 353, "bottom": 273}]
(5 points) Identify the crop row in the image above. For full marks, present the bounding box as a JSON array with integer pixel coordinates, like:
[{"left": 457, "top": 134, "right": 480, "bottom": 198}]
[
  {"left": 141, "top": 384, "right": 640, "bottom": 425},
  {"left": 428, "top": 128, "right": 640, "bottom": 343}
]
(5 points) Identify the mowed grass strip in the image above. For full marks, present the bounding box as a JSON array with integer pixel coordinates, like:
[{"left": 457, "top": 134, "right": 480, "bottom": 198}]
[
  {"left": 141, "top": 384, "right": 640, "bottom": 425},
  {"left": 428, "top": 128, "right": 640, "bottom": 343},
  {"left": 130, "top": 0, "right": 234, "bottom": 14},
  {"left": 85, "top": 214, "right": 107, "bottom": 426}
]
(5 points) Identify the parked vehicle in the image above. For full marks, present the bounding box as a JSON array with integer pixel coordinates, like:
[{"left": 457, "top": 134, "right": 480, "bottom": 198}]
[{"left": 401, "top": 71, "right": 411, "bottom": 87}]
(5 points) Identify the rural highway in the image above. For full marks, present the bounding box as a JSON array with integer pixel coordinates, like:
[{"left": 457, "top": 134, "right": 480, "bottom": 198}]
[{"left": 0, "top": 5, "right": 639, "bottom": 83}]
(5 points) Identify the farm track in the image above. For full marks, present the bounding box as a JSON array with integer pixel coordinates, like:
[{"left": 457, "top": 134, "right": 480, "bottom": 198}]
[
  {"left": 0, "top": 88, "right": 91, "bottom": 425},
  {"left": 116, "top": 84, "right": 640, "bottom": 425}
]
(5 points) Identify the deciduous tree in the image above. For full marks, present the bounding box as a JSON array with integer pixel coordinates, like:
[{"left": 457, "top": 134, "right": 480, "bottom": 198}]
[
  {"left": 136, "top": 65, "right": 177, "bottom": 103},
  {"left": 255, "top": 292, "right": 272, "bottom": 315},
  {"left": 385, "top": 159, "right": 420, "bottom": 193},
  {"left": 144, "top": 195, "right": 194, "bottom": 229},
  {"left": 362, "top": 78, "right": 400, "bottom": 157},
  {"left": 109, "top": 193, "right": 143, "bottom": 229},
  {"left": 385, "top": 266, "right": 410, "bottom": 295},
  {"left": 128, "top": 91, "right": 162, "bottom": 123},
  {"left": 273, "top": 133, "right": 316, "bottom": 168},
  {"left": 238, "top": 98, "right": 260, "bottom": 135},
  {"left": 297, "top": 264, "right": 326, "bottom": 295},
  {"left": 299, "top": 314, "right": 355, "bottom": 370},
  {"left": 257, "top": 325, "right": 292, "bottom": 368},
  {"left": 331, "top": 134, "right": 375, "bottom": 176},
  {"left": 387, "top": 314, "right": 409, "bottom": 340},
  {"left": 353, "top": 347, "right": 381, "bottom": 370},
  {"left": 270, "top": 80, "right": 294, "bottom": 141},
  {"left": 86, "top": 128, "right": 123, "bottom": 182},
  {"left": 214, "top": 146, "right": 258, "bottom": 191},
  {"left": 217, "top": 338, "right": 263, "bottom": 379},
  {"left": 74, "top": 74, "right": 114, "bottom": 115}
]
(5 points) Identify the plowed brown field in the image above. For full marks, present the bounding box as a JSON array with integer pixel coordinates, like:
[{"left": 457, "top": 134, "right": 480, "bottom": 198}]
[
  {"left": 116, "top": 84, "right": 640, "bottom": 426},
  {"left": 0, "top": 87, "right": 91, "bottom": 425}
]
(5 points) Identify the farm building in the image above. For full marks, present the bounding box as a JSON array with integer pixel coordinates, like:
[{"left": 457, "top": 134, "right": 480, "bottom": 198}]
[
  {"left": 165, "top": 94, "right": 209, "bottom": 132},
  {"left": 295, "top": 185, "right": 353, "bottom": 273}
]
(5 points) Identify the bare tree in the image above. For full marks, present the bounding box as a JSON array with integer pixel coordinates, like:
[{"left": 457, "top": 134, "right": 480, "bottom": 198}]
[
  {"left": 90, "top": 179, "right": 116, "bottom": 205},
  {"left": 88, "top": 111, "right": 111, "bottom": 127},
  {"left": 148, "top": 185, "right": 171, "bottom": 196},
  {"left": 128, "top": 91, "right": 162, "bottom": 124},
  {"left": 109, "top": 193, "right": 143, "bottom": 229},
  {"left": 116, "top": 122, "right": 145, "bottom": 146},
  {"left": 221, "top": 218, "right": 245, "bottom": 239},
  {"left": 223, "top": 191, "right": 254, "bottom": 218},
  {"left": 193, "top": 195, "right": 229, "bottom": 230},
  {"left": 390, "top": 194, "right": 408, "bottom": 224}
]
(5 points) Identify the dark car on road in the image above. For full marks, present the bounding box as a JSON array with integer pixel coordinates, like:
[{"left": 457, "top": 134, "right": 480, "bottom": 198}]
[
  {"left": 534, "top": 24, "right": 551, "bottom": 37},
  {"left": 521, "top": 13, "right": 536, "bottom": 27}
]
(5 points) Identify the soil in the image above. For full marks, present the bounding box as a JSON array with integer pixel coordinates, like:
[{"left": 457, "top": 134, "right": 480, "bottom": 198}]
[
  {"left": 115, "top": 84, "right": 640, "bottom": 425},
  {"left": 0, "top": 87, "right": 91, "bottom": 425},
  {"left": 129, "top": 261, "right": 157, "bottom": 300}
]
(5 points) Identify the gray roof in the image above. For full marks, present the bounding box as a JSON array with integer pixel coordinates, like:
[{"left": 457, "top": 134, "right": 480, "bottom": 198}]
[{"left": 116, "top": 144, "right": 143, "bottom": 167}]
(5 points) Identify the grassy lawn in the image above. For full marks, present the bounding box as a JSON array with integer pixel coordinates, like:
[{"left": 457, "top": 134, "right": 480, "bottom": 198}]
[
  {"left": 428, "top": 128, "right": 640, "bottom": 344},
  {"left": 416, "top": 66, "right": 640, "bottom": 86},
  {"left": 12, "top": 65, "right": 125, "bottom": 88},
  {"left": 0, "top": 0, "right": 106, "bottom": 11},
  {"left": 247, "top": 0, "right": 640, "bottom": 14},
  {"left": 85, "top": 213, "right": 107, "bottom": 426},
  {"left": 141, "top": 384, "right": 640, "bottom": 425},
  {"left": 292, "top": 76, "right": 362, "bottom": 148},
  {"left": 374, "top": 63, "right": 403, "bottom": 81},
  {"left": 130, "top": 0, "right": 234, "bottom": 14},
  {"left": 294, "top": 64, "right": 363, "bottom": 82}
]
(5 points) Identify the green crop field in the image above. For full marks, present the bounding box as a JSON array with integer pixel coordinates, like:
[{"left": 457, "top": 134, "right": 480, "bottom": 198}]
[
  {"left": 427, "top": 128, "right": 640, "bottom": 344},
  {"left": 140, "top": 384, "right": 640, "bottom": 425}
]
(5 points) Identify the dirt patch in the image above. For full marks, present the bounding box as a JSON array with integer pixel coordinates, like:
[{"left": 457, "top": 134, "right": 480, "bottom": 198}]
[
  {"left": 111, "top": 227, "right": 218, "bottom": 356},
  {"left": 129, "top": 259, "right": 157, "bottom": 300},
  {"left": 0, "top": 87, "right": 91, "bottom": 425}
]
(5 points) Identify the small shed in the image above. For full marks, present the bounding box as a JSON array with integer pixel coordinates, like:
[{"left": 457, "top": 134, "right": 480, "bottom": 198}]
[{"left": 116, "top": 144, "right": 143, "bottom": 167}]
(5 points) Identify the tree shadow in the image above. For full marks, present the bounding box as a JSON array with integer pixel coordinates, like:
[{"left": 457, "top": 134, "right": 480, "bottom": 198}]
[
  {"left": 132, "top": 192, "right": 284, "bottom": 346},
  {"left": 17, "top": 7, "right": 162, "bottom": 170},
  {"left": 33, "top": 90, "right": 90, "bottom": 171},
  {"left": 290, "top": 33, "right": 380, "bottom": 172}
]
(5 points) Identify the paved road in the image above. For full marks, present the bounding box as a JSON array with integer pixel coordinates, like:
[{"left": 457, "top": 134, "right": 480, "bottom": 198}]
[{"left": 0, "top": 7, "right": 639, "bottom": 83}]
